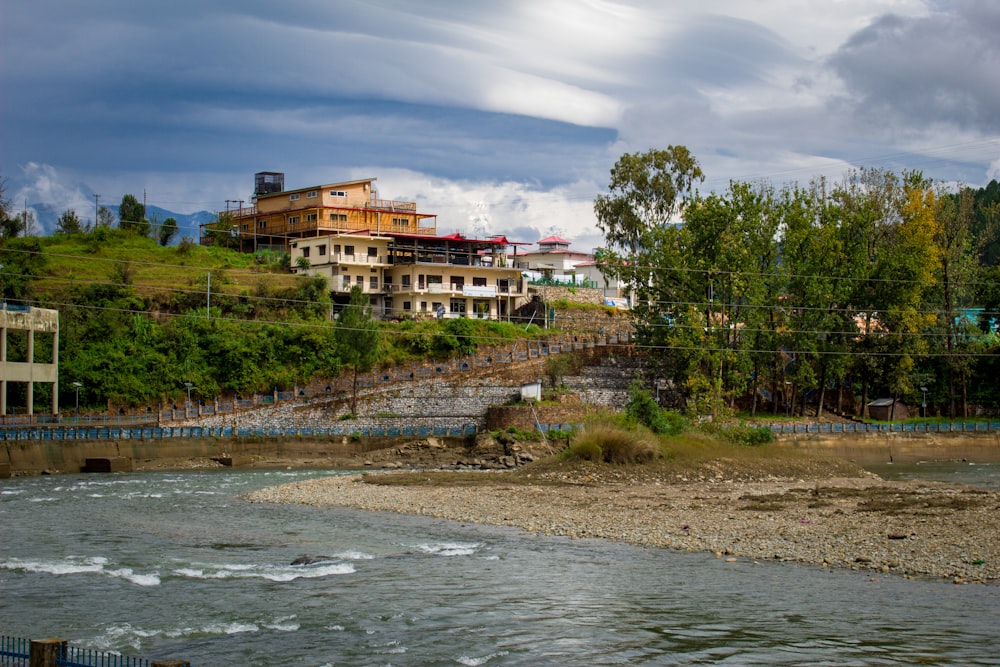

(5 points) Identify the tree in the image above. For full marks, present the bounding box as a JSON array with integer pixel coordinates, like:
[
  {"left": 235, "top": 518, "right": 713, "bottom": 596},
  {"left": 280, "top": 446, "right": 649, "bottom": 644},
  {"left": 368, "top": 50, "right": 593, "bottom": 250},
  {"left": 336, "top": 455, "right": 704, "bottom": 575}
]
[
  {"left": 933, "top": 186, "right": 979, "bottom": 417},
  {"left": 594, "top": 147, "right": 704, "bottom": 298},
  {"left": 203, "top": 212, "right": 239, "bottom": 248},
  {"left": 118, "top": 194, "right": 148, "bottom": 236},
  {"left": 56, "top": 209, "right": 84, "bottom": 235},
  {"left": 335, "top": 285, "right": 381, "bottom": 414},
  {"left": 158, "top": 216, "right": 179, "bottom": 246},
  {"left": 0, "top": 175, "right": 13, "bottom": 236},
  {"left": 97, "top": 205, "right": 116, "bottom": 228}
]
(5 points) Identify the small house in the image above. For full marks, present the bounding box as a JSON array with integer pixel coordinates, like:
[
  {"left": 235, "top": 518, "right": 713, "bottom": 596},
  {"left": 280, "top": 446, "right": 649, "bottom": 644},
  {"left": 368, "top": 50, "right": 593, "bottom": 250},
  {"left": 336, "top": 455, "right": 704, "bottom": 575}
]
[{"left": 867, "top": 398, "right": 908, "bottom": 421}]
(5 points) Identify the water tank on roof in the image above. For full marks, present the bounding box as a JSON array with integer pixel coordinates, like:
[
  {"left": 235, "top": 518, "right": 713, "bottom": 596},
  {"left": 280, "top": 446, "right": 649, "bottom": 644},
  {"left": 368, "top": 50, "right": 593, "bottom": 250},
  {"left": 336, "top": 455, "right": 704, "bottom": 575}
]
[{"left": 255, "top": 171, "right": 284, "bottom": 196}]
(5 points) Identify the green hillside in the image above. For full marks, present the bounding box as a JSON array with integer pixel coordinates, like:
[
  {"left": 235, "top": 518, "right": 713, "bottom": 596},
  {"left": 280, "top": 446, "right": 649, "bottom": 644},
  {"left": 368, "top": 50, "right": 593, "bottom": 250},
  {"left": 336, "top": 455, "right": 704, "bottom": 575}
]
[{"left": 0, "top": 229, "right": 555, "bottom": 412}]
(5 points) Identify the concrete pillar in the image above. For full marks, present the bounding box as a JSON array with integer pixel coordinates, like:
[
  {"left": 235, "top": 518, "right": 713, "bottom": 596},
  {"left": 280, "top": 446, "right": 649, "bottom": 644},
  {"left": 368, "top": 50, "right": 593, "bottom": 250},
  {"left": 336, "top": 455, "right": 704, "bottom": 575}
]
[
  {"left": 26, "top": 328, "right": 33, "bottom": 415},
  {"left": 1, "top": 320, "right": 6, "bottom": 415},
  {"left": 29, "top": 638, "right": 66, "bottom": 667},
  {"left": 51, "top": 327, "right": 59, "bottom": 415}
]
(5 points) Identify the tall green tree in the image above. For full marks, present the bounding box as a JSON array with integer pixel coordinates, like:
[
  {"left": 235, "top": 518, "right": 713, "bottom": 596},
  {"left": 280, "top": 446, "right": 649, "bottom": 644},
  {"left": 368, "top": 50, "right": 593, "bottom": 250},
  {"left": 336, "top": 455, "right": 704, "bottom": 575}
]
[
  {"left": 594, "top": 146, "right": 704, "bottom": 297},
  {"left": 335, "top": 285, "right": 381, "bottom": 414},
  {"left": 55, "top": 209, "right": 84, "bottom": 235},
  {"left": 933, "top": 186, "right": 979, "bottom": 416},
  {"left": 158, "top": 216, "right": 179, "bottom": 246},
  {"left": 118, "top": 194, "right": 148, "bottom": 236},
  {"left": 96, "top": 205, "right": 116, "bottom": 228}
]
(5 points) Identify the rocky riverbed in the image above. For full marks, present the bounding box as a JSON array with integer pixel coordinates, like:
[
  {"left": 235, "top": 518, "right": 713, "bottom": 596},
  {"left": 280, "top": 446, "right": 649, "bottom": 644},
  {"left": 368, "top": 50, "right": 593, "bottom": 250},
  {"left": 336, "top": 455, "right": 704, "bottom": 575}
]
[{"left": 245, "top": 463, "right": 1000, "bottom": 585}]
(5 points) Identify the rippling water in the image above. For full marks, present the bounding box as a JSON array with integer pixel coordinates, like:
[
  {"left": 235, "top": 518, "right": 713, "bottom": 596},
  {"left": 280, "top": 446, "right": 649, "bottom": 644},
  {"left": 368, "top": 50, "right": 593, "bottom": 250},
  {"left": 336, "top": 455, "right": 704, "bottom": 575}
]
[{"left": 1, "top": 468, "right": 998, "bottom": 665}]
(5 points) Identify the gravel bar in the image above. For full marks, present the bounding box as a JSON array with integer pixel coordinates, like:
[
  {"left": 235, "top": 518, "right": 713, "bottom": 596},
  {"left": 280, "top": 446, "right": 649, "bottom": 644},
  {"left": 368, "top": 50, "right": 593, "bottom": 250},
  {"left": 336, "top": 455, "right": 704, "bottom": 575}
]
[{"left": 245, "top": 472, "right": 1000, "bottom": 584}]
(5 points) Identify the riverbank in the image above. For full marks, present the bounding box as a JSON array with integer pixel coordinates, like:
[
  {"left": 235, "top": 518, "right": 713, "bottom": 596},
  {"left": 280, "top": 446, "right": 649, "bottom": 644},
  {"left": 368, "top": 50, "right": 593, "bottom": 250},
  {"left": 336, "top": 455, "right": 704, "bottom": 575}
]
[{"left": 245, "top": 461, "right": 1000, "bottom": 584}]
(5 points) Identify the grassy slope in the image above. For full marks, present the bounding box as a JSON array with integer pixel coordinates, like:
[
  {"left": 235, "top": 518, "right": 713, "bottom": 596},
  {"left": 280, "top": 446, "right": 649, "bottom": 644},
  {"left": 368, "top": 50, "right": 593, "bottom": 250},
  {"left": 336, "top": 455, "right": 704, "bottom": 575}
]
[{"left": 31, "top": 234, "right": 300, "bottom": 304}]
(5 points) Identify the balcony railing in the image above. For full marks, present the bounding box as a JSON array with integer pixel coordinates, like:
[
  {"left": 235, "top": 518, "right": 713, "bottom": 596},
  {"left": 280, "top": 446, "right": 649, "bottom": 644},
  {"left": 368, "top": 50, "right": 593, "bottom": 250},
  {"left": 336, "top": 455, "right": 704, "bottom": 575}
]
[
  {"left": 388, "top": 283, "right": 521, "bottom": 296},
  {"left": 365, "top": 199, "right": 417, "bottom": 212}
]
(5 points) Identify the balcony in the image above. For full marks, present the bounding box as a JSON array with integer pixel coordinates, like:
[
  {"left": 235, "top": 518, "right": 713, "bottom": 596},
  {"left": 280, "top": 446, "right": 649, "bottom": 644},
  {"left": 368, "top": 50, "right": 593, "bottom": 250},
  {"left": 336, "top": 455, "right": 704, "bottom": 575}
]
[
  {"left": 365, "top": 199, "right": 417, "bottom": 212},
  {"left": 388, "top": 283, "right": 522, "bottom": 297}
]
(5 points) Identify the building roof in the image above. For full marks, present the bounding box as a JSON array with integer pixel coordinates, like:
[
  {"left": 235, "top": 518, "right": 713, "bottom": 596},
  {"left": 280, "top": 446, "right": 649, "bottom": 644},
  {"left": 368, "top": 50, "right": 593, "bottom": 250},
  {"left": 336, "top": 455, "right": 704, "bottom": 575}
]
[
  {"left": 538, "top": 235, "right": 570, "bottom": 244},
  {"left": 387, "top": 231, "right": 519, "bottom": 246},
  {"left": 255, "top": 177, "right": 379, "bottom": 199}
]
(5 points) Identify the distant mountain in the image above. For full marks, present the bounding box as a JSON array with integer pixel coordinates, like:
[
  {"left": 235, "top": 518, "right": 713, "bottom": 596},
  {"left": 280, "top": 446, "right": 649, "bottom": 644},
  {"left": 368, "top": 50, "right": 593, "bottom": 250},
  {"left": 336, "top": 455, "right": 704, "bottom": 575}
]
[{"left": 29, "top": 203, "right": 216, "bottom": 243}]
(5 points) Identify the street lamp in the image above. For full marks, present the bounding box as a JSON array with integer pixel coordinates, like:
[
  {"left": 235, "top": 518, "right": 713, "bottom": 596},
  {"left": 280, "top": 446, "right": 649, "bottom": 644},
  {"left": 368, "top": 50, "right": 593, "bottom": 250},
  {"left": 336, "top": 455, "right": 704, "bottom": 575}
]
[
  {"left": 920, "top": 386, "right": 928, "bottom": 419},
  {"left": 72, "top": 381, "right": 82, "bottom": 420},
  {"left": 184, "top": 382, "right": 194, "bottom": 407}
]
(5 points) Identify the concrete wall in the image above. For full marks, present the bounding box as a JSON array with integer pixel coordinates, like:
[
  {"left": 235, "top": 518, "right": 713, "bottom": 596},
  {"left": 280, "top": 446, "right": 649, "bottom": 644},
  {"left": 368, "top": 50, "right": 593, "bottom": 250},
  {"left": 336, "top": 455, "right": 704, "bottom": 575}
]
[
  {"left": 774, "top": 431, "right": 1000, "bottom": 464},
  {"left": 1, "top": 436, "right": 469, "bottom": 476}
]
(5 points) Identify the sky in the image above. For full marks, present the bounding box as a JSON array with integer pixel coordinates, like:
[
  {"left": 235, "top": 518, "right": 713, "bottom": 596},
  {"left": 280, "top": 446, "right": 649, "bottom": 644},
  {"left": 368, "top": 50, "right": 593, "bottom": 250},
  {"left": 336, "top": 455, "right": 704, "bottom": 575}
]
[{"left": 2, "top": 0, "right": 999, "bottom": 252}]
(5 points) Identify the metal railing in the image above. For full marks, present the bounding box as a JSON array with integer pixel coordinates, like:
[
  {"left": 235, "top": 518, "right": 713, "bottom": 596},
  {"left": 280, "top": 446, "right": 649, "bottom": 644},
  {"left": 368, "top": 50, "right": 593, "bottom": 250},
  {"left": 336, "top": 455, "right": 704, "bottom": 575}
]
[
  {"left": 0, "top": 424, "right": 480, "bottom": 442},
  {"left": 0, "top": 636, "right": 184, "bottom": 667},
  {"left": 0, "top": 332, "right": 632, "bottom": 430},
  {"left": 769, "top": 421, "right": 1000, "bottom": 434}
]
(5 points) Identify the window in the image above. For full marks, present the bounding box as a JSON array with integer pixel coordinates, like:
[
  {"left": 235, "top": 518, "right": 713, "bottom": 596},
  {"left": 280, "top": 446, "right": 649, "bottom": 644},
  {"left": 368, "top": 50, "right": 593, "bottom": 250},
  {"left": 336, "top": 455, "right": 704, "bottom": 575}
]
[
  {"left": 257, "top": 219, "right": 266, "bottom": 229},
  {"left": 305, "top": 213, "right": 317, "bottom": 222},
  {"left": 289, "top": 193, "right": 300, "bottom": 201},
  {"left": 318, "top": 245, "right": 327, "bottom": 256},
  {"left": 356, "top": 275, "right": 363, "bottom": 286},
  {"left": 330, "top": 190, "right": 347, "bottom": 197},
  {"left": 306, "top": 190, "right": 318, "bottom": 198},
  {"left": 330, "top": 213, "right": 347, "bottom": 222},
  {"left": 392, "top": 217, "right": 409, "bottom": 227},
  {"left": 473, "top": 277, "right": 486, "bottom": 287},
  {"left": 288, "top": 216, "right": 299, "bottom": 225},
  {"left": 368, "top": 247, "right": 377, "bottom": 257},
  {"left": 302, "top": 247, "right": 311, "bottom": 259},
  {"left": 333, "top": 244, "right": 340, "bottom": 254},
  {"left": 370, "top": 276, "right": 378, "bottom": 290},
  {"left": 344, "top": 245, "right": 355, "bottom": 256},
  {"left": 403, "top": 301, "right": 411, "bottom": 311},
  {"left": 401, "top": 275, "right": 411, "bottom": 287},
  {"left": 450, "top": 299, "right": 466, "bottom": 314},
  {"left": 241, "top": 223, "right": 249, "bottom": 232}
]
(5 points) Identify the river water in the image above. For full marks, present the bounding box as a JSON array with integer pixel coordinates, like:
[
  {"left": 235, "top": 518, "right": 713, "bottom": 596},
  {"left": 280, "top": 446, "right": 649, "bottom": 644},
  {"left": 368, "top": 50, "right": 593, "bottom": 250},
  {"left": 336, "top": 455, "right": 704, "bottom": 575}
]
[{"left": 1, "top": 465, "right": 998, "bottom": 666}]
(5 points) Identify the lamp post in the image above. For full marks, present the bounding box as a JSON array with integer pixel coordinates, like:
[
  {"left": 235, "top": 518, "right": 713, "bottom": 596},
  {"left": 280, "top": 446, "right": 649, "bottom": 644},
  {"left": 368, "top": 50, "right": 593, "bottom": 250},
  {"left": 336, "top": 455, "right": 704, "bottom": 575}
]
[
  {"left": 72, "top": 382, "right": 82, "bottom": 421},
  {"left": 920, "top": 386, "right": 928, "bottom": 420},
  {"left": 184, "top": 382, "right": 193, "bottom": 407}
]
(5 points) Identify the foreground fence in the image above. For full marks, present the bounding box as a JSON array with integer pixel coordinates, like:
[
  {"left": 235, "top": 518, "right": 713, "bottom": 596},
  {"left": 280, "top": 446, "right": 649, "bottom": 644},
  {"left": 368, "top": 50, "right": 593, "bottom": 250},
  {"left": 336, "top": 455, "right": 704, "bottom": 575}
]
[{"left": 0, "top": 635, "right": 187, "bottom": 667}]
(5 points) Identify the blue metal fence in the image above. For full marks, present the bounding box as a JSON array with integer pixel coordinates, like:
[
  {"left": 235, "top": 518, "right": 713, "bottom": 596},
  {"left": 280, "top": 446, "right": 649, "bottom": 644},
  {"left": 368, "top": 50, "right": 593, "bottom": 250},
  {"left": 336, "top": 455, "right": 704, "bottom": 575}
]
[
  {"left": 1, "top": 635, "right": 30, "bottom": 665},
  {"left": 770, "top": 421, "right": 1000, "bottom": 434},
  {"left": 0, "top": 636, "right": 160, "bottom": 667},
  {"left": 56, "top": 646, "right": 150, "bottom": 667},
  {"left": 0, "top": 420, "right": 996, "bottom": 443},
  {"left": 0, "top": 424, "right": 481, "bottom": 442}
]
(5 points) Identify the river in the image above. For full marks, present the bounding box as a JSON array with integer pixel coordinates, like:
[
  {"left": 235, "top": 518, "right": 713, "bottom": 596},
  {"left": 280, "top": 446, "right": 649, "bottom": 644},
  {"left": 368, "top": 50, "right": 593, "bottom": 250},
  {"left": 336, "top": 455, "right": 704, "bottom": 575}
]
[{"left": 1, "top": 465, "right": 998, "bottom": 666}]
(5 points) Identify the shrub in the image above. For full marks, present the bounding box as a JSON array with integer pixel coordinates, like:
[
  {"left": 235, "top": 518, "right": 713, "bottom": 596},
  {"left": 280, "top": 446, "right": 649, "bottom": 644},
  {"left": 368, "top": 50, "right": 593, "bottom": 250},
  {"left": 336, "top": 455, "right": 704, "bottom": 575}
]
[
  {"left": 625, "top": 381, "right": 686, "bottom": 436},
  {"left": 701, "top": 422, "right": 773, "bottom": 446},
  {"left": 564, "top": 425, "right": 660, "bottom": 464},
  {"left": 565, "top": 438, "right": 602, "bottom": 461}
]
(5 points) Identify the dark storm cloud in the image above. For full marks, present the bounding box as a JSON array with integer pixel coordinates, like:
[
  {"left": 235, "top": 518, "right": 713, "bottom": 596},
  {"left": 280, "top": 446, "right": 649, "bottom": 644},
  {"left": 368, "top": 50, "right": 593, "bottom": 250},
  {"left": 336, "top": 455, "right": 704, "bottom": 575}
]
[{"left": 829, "top": 0, "right": 1000, "bottom": 132}]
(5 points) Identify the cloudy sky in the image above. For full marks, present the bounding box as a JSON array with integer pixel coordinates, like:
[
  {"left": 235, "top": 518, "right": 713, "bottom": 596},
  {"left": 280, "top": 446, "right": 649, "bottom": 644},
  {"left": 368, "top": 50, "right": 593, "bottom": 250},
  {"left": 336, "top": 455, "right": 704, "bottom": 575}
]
[{"left": 2, "top": 0, "right": 998, "bottom": 250}]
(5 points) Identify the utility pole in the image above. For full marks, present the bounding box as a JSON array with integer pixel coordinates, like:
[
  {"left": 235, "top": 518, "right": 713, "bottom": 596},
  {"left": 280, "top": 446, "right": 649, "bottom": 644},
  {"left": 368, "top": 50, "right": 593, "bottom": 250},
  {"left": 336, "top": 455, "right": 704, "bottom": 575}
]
[{"left": 94, "top": 194, "right": 100, "bottom": 228}]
